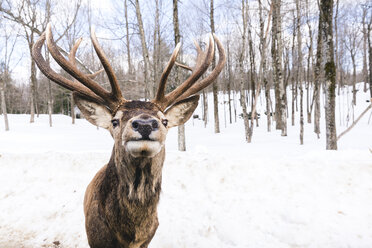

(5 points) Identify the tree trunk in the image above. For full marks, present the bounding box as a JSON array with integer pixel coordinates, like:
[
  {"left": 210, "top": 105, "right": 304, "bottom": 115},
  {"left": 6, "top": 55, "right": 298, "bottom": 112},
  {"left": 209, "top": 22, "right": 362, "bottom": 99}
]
[
  {"left": 153, "top": 0, "right": 161, "bottom": 99},
  {"left": 313, "top": 0, "right": 323, "bottom": 139},
  {"left": 320, "top": 0, "right": 337, "bottom": 150},
  {"left": 291, "top": 13, "right": 296, "bottom": 127},
  {"left": 351, "top": 54, "right": 356, "bottom": 106},
  {"left": 30, "top": 54, "right": 36, "bottom": 123},
  {"left": 296, "top": 0, "right": 304, "bottom": 144},
  {"left": 173, "top": 0, "right": 186, "bottom": 151},
  {"left": 362, "top": 7, "right": 368, "bottom": 92},
  {"left": 272, "top": 0, "right": 286, "bottom": 136},
  {"left": 259, "top": 0, "right": 272, "bottom": 132},
  {"left": 305, "top": 0, "right": 314, "bottom": 124},
  {"left": 124, "top": 0, "right": 133, "bottom": 75},
  {"left": 334, "top": 0, "right": 340, "bottom": 95},
  {"left": 0, "top": 77, "right": 9, "bottom": 131},
  {"left": 227, "top": 40, "right": 232, "bottom": 124},
  {"left": 246, "top": 1, "right": 260, "bottom": 142},
  {"left": 239, "top": 0, "right": 250, "bottom": 141},
  {"left": 71, "top": 93, "right": 75, "bottom": 124},
  {"left": 368, "top": 21, "right": 372, "bottom": 98},
  {"left": 258, "top": 0, "right": 272, "bottom": 132},
  {"left": 210, "top": 0, "right": 220, "bottom": 133},
  {"left": 134, "top": 0, "right": 152, "bottom": 99},
  {"left": 202, "top": 90, "right": 208, "bottom": 127}
]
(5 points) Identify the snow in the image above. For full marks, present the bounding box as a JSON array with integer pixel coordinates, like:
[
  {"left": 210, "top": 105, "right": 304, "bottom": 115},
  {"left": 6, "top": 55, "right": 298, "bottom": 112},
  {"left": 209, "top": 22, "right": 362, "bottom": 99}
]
[{"left": 0, "top": 85, "right": 371, "bottom": 248}]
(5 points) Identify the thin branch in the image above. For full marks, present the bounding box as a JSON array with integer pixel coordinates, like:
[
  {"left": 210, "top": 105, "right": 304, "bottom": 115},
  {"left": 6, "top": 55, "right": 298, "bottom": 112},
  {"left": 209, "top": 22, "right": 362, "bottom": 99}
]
[{"left": 337, "top": 100, "right": 372, "bottom": 141}]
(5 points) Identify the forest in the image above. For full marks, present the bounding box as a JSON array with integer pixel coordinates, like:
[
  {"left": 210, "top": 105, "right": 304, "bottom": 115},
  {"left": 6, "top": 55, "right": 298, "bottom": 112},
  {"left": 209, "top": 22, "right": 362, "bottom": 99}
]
[{"left": 0, "top": 0, "right": 371, "bottom": 150}]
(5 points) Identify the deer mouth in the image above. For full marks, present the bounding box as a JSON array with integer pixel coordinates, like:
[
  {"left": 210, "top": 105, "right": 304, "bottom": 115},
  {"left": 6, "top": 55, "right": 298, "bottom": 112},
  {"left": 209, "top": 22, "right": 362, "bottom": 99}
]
[{"left": 125, "top": 140, "right": 162, "bottom": 158}]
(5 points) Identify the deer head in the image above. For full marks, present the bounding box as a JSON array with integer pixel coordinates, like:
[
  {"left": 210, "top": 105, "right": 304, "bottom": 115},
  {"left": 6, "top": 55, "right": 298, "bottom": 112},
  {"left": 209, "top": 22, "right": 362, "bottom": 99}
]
[{"left": 32, "top": 24, "right": 225, "bottom": 159}]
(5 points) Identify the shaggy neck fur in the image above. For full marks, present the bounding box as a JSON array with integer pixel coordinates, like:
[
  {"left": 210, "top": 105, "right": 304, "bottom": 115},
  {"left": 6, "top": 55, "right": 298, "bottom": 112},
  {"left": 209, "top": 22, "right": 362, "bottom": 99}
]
[{"left": 114, "top": 145, "right": 165, "bottom": 205}]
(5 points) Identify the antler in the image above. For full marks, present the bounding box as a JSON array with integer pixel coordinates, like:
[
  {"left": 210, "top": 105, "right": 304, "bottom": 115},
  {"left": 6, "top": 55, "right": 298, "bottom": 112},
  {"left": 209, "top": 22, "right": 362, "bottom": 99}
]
[
  {"left": 152, "top": 34, "right": 226, "bottom": 111},
  {"left": 68, "top": 37, "right": 104, "bottom": 80},
  {"left": 32, "top": 23, "right": 126, "bottom": 111}
]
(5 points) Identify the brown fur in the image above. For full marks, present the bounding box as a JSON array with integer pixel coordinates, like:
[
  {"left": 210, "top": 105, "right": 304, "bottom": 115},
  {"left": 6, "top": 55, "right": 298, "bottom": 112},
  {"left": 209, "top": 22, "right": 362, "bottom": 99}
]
[
  {"left": 84, "top": 148, "right": 164, "bottom": 248},
  {"left": 81, "top": 98, "right": 199, "bottom": 248}
]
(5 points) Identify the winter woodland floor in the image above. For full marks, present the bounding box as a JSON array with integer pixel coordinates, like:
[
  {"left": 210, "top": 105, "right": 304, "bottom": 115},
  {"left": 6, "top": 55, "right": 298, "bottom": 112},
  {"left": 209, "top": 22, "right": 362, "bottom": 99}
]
[{"left": 0, "top": 86, "right": 371, "bottom": 248}]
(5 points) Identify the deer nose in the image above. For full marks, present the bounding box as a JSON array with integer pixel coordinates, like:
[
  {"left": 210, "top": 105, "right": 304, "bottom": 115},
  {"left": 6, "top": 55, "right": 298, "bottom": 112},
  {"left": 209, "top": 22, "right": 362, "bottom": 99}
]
[{"left": 132, "top": 119, "right": 159, "bottom": 139}]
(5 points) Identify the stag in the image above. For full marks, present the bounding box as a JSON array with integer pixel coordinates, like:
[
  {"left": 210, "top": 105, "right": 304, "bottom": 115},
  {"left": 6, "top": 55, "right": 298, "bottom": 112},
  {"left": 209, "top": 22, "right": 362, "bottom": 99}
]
[{"left": 32, "top": 23, "right": 225, "bottom": 248}]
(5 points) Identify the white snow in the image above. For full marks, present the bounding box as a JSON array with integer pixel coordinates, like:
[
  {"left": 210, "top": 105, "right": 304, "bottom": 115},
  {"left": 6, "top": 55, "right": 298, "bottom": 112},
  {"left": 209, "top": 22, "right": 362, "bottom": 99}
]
[{"left": 0, "top": 85, "right": 371, "bottom": 248}]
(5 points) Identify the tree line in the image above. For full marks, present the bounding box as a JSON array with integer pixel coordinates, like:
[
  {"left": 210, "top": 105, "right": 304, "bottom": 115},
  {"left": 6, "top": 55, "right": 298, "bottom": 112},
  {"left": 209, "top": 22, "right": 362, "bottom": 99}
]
[{"left": 0, "top": 0, "right": 371, "bottom": 150}]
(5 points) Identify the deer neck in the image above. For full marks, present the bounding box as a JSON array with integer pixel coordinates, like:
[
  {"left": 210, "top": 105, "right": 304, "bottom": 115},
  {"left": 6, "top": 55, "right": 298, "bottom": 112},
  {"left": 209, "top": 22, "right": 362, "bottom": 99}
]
[{"left": 112, "top": 145, "right": 165, "bottom": 205}]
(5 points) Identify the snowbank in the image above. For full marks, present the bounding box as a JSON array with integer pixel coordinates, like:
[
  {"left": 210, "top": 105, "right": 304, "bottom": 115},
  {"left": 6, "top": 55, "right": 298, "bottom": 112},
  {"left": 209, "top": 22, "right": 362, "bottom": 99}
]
[{"left": 0, "top": 86, "right": 371, "bottom": 247}]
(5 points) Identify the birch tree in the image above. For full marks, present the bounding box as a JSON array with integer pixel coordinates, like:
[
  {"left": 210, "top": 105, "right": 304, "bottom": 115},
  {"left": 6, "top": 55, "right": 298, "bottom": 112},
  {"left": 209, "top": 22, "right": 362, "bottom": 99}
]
[
  {"left": 0, "top": 64, "right": 9, "bottom": 130},
  {"left": 344, "top": 18, "right": 361, "bottom": 106},
  {"left": 320, "top": 0, "right": 337, "bottom": 150},
  {"left": 210, "top": 0, "right": 220, "bottom": 133},
  {"left": 172, "top": 0, "right": 186, "bottom": 151},
  {"left": 272, "top": 0, "right": 287, "bottom": 136},
  {"left": 305, "top": 0, "right": 314, "bottom": 124},
  {"left": 368, "top": 11, "right": 372, "bottom": 98},
  {"left": 132, "top": 0, "right": 152, "bottom": 99},
  {"left": 296, "top": 0, "right": 304, "bottom": 144},
  {"left": 124, "top": 0, "right": 133, "bottom": 75},
  {"left": 361, "top": 4, "right": 369, "bottom": 93},
  {"left": 238, "top": 0, "right": 250, "bottom": 142},
  {"left": 313, "top": 0, "right": 323, "bottom": 138}
]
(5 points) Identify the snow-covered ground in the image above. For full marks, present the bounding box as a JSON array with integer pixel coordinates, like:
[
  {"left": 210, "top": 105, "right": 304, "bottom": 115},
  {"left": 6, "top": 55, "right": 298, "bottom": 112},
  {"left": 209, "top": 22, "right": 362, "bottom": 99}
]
[{"left": 0, "top": 85, "right": 371, "bottom": 248}]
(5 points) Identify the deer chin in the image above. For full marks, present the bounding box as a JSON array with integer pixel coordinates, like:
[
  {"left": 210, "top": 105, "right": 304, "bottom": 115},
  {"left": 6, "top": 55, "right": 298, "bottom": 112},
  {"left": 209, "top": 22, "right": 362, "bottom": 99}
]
[{"left": 125, "top": 140, "right": 162, "bottom": 158}]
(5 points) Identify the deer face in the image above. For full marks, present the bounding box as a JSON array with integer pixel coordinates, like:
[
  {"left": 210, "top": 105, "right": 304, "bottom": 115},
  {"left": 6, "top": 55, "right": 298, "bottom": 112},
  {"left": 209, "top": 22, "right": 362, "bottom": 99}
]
[
  {"left": 33, "top": 25, "right": 225, "bottom": 158},
  {"left": 74, "top": 94, "right": 199, "bottom": 158}
]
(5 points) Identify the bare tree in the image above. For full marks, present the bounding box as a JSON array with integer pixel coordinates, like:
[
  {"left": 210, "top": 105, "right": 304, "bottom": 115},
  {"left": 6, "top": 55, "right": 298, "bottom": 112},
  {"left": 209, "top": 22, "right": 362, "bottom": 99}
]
[
  {"left": 0, "top": 19, "right": 21, "bottom": 131},
  {"left": 0, "top": 0, "right": 80, "bottom": 124},
  {"left": 124, "top": 0, "right": 133, "bottom": 75},
  {"left": 367, "top": 6, "right": 372, "bottom": 98},
  {"left": 361, "top": 4, "right": 369, "bottom": 93},
  {"left": 296, "top": 0, "right": 304, "bottom": 144},
  {"left": 132, "top": 0, "right": 152, "bottom": 99},
  {"left": 210, "top": 0, "right": 220, "bottom": 133},
  {"left": 0, "top": 68, "right": 9, "bottom": 130},
  {"left": 226, "top": 34, "right": 233, "bottom": 124},
  {"left": 0, "top": 0, "right": 48, "bottom": 122},
  {"left": 272, "top": 0, "right": 287, "bottom": 136},
  {"left": 305, "top": 0, "right": 314, "bottom": 124},
  {"left": 344, "top": 16, "right": 361, "bottom": 106},
  {"left": 258, "top": 0, "right": 272, "bottom": 132},
  {"left": 238, "top": 0, "right": 250, "bottom": 142},
  {"left": 290, "top": 10, "right": 297, "bottom": 127},
  {"left": 313, "top": 0, "right": 323, "bottom": 138},
  {"left": 247, "top": 0, "right": 272, "bottom": 142},
  {"left": 172, "top": 0, "right": 187, "bottom": 151},
  {"left": 319, "top": 0, "right": 337, "bottom": 150}
]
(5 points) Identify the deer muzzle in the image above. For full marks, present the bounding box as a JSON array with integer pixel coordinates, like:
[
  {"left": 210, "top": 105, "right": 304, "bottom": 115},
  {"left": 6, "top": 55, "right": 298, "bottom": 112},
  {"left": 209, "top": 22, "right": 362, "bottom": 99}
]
[{"left": 124, "top": 116, "right": 163, "bottom": 158}]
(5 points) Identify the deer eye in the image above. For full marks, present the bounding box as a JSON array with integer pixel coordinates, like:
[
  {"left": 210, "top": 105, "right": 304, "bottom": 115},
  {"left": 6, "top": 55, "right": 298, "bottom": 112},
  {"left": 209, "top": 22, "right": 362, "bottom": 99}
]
[
  {"left": 111, "top": 119, "right": 119, "bottom": 128},
  {"left": 161, "top": 119, "right": 168, "bottom": 127}
]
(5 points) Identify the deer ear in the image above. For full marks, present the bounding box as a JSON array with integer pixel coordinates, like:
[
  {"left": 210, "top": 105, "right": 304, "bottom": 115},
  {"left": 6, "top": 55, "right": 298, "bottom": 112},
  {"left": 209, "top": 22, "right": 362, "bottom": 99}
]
[
  {"left": 73, "top": 93, "right": 112, "bottom": 129},
  {"left": 164, "top": 95, "right": 199, "bottom": 128}
]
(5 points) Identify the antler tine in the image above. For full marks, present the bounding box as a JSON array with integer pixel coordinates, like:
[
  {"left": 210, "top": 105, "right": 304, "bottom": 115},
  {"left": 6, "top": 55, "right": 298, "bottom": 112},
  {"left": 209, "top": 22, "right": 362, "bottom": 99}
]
[
  {"left": 175, "top": 34, "right": 226, "bottom": 102},
  {"left": 68, "top": 37, "right": 83, "bottom": 64},
  {"left": 45, "top": 23, "right": 117, "bottom": 107},
  {"left": 155, "top": 34, "right": 215, "bottom": 110},
  {"left": 175, "top": 61, "right": 192, "bottom": 71},
  {"left": 90, "top": 27, "right": 124, "bottom": 102},
  {"left": 154, "top": 42, "right": 181, "bottom": 103},
  {"left": 32, "top": 32, "right": 106, "bottom": 105},
  {"left": 87, "top": 69, "right": 104, "bottom": 79},
  {"left": 68, "top": 37, "right": 104, "bottom": 80}
]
